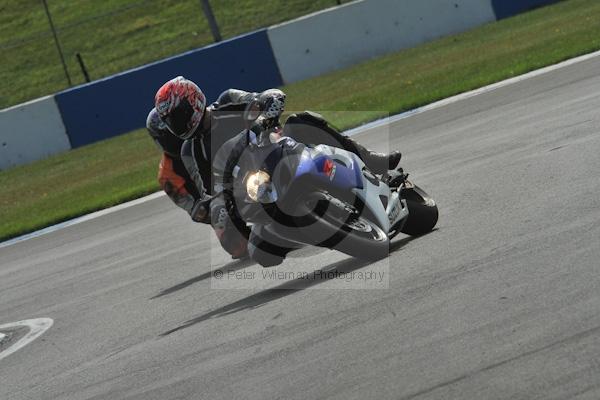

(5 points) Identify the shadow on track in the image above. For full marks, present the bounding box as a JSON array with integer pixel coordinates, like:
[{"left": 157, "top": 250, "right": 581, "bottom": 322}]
[
  {"left": 151, "top": 246, "right": 330, "bottom": 299},
  {"left": 160, "top": 236, "right": 418, "bottom": 336},
  {"left": 151, "top": 258, "right": 256, "bottom": 299}
]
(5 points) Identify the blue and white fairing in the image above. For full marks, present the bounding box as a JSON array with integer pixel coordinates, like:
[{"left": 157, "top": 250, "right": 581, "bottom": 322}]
[
  {"left": 293, "top": 144, "right": 408, "bottom": 233},
  {"left": 294, "top": 147, "right": 362, "bottom": 191}
]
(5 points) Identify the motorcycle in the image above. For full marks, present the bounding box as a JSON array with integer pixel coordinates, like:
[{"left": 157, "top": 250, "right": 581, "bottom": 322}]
[{"left": 220, "top": 112, "right": 438, "bottom": 265}]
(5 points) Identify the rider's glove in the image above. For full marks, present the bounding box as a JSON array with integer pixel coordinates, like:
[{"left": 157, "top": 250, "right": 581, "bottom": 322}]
[{"left": 257, "top": 89, "right": 286, "bottom": 123}]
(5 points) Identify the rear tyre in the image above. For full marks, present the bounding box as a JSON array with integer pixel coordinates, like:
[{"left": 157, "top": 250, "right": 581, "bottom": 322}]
[{"left": 400, "top": 184, "right": 439, "bottom": 236}]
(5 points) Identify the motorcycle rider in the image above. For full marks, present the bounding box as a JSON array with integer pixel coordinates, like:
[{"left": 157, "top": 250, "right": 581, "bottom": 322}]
[{"left": 147, "top": 76, "right": 401, "bottom": 261}]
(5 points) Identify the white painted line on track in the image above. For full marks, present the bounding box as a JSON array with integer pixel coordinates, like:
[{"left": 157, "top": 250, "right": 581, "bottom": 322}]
[
  {"left": 2, "top": 49, "right": 600, "bottom": 249},
  {"left": 0, "top": 318, "right": 54, "bottom": 362},
  {"left": 345, "top": 49, "right": 600, "bottom": 136}
]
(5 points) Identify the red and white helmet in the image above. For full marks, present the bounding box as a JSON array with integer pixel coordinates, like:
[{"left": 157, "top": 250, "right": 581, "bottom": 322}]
[{"left": 155, "top": 76, "right": 206, "bottom": 140}]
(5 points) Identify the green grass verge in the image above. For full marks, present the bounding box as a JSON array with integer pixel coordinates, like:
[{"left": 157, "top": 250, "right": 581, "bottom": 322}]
[
  {"left": 0, "top": 0, "right": 348, "bottom": 109},
  {"left": 2, "top": 0, "right": 600, "bottom": 242},
  {"left": 0, "top": 130, "right": 158, "bottom": 239}
]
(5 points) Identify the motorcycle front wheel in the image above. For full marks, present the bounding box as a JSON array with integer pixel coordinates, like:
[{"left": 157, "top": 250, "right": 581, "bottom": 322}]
[{"left": 295, "top": 198, "right": 390, "bottom": 261}]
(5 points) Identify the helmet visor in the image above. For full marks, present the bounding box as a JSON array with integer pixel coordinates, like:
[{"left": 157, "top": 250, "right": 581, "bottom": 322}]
[{"left": 162, "top": 99, "right": 195, "bottom": 139}]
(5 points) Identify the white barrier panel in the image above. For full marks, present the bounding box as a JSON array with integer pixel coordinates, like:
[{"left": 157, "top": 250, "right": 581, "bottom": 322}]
[
  {"left": 268, "top": 0, "right": 497, "bottom": 83},
  {"left": 0, "top": 96, "right": 71, "bottom": 170}
]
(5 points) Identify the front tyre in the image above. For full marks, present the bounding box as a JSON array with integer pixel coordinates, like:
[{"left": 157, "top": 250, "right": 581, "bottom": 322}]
[
  {"left": 400, "top": 184, "right": 439, "bottom": 236},
  {"left": 298, "top": 207, "right": 390, "bottom": 261}
]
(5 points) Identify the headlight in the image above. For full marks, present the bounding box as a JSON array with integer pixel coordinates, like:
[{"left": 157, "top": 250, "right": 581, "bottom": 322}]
[{"left": 246, "top": 170, "right": 278, "bottom": 203}]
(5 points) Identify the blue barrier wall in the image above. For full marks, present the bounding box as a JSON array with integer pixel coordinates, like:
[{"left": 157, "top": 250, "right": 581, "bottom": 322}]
[
  {"left": 492, "top": 0, "right": 561, "bottom": 20},
  {"left": 55, "top": 29, "right": 282, "bottom": 148}
]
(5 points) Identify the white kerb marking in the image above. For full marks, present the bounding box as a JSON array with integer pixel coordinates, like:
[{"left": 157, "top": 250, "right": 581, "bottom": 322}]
[{"left": 0, "top": 318, "right": 54, "bottom": 361}]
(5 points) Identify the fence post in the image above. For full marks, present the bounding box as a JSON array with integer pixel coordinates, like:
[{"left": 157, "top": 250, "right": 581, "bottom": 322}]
[
  {"left": 76, "top": 53, "right": 91, "bottom": 83},
  {"left": 41, "top": 0, "right": 72, "bottom": 86},
  {"left": 199, "top": 0, "right": 222, "bottom": 42}
]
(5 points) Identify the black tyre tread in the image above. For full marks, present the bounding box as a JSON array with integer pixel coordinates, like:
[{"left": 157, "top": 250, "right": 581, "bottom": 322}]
[
  {"left": 299, "top": 214, "right": 389, "bottom": 261},
  {"left": 400, "top": 185, "right": 439, "bottom": 236}
]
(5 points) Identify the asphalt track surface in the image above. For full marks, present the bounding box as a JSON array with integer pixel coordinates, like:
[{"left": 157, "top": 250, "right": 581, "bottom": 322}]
[{"left": 2, "top": 56, "right": 600, "bottom": 400}]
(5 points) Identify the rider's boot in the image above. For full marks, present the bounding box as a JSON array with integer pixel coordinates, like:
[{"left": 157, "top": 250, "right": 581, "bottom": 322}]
[{"left": 340, "top": 136, "right": 401, "bottom": 174}]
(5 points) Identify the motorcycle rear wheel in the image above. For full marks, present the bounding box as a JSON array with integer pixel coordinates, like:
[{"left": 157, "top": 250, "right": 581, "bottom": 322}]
[{"left": 400, "top": 184, "right": 439, "bottom": 236}]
